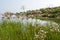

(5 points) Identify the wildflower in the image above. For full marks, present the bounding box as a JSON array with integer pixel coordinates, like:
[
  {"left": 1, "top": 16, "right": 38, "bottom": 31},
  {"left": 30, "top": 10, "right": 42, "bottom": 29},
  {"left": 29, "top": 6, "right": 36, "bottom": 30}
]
[
  {"left": 50, "top": 29, "right": 54, "bottom": 32},
  {"left": 34, "top": 34, "right": 39, "bottom": 38},
  {"left": 44, "top": 31, "right": 48, "bottom": 34},
  {"left": 58, "top": 29, "right": 60, "bottom": 32}
]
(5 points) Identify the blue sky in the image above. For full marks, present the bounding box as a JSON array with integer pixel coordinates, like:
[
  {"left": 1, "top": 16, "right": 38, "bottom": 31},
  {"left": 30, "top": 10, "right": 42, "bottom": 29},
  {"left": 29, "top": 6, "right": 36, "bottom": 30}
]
[{"left": 0, "top": 0, "right": 60, "bottom": 14}]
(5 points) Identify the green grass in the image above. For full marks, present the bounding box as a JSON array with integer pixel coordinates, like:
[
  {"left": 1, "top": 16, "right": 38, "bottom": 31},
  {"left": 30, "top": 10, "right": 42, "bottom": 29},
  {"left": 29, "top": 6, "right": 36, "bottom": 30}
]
[
  {"left": 38, "top": 17, "right": 60, "bottom": 24},
  {"left": 0, "top": 20, "right": 60, "bottom": 40}
]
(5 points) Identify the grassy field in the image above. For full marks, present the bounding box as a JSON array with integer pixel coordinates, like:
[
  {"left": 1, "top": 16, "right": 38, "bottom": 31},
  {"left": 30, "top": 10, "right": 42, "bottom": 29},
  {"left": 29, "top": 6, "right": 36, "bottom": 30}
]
[{"left": 0, "top": 20, "right": 60, "bottom": 40}]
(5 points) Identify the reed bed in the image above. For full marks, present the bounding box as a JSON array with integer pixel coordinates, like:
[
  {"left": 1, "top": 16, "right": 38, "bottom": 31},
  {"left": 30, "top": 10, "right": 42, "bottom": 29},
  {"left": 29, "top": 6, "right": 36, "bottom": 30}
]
[{"left": 0, "top": 20, "right": 60, "bottom": 40}]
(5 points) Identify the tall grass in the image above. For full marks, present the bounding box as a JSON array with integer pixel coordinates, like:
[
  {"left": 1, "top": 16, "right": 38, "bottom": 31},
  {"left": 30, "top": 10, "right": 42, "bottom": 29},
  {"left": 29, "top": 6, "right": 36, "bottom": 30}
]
[{"left": 0, "top": 20, "right": 60, "bottom": 40}]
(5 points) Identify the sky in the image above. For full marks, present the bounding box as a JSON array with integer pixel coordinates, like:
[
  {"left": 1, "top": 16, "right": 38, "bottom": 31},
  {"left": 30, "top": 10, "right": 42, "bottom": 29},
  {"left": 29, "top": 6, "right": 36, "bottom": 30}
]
[{"left": 0, "top": 0, "right": 60, "bottom": 14}]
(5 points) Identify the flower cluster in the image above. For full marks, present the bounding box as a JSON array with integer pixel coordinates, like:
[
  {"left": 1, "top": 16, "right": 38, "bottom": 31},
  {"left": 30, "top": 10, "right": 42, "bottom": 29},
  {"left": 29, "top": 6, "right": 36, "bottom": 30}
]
[
  {"left": 50, "top": 25, "right": 60, "bottom": 32},
  {"left": 34, "top": 30, "right": 48, "bottom": 40}
]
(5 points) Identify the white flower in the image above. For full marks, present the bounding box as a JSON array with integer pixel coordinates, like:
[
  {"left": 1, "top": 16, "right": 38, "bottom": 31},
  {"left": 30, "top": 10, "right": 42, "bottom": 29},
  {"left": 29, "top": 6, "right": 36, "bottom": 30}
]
[
  {"left": 58, "top": 29, "right": 60, "bottom": 32},
  {"left": 34, "top": 34, "right": 39, "bottom": 38}
]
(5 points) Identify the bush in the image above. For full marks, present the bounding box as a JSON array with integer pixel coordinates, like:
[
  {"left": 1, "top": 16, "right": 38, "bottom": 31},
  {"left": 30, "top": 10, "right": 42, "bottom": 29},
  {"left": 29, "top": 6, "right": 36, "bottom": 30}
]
[{"left": 48, "top": 14, "right": 57, "bottom": 18}]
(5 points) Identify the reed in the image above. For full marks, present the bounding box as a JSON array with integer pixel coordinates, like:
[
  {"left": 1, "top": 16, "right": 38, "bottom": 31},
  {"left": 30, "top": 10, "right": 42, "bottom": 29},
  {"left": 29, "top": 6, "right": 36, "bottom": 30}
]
[{"left": 0, "top": 20, "right": 60, "bottom": 40}]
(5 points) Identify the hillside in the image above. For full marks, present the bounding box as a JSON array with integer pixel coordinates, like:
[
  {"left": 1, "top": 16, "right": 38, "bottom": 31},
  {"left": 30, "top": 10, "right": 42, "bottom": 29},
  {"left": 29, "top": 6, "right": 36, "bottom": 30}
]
[{"left": 23, "top": 6, "right": 60, "bottom": 19}]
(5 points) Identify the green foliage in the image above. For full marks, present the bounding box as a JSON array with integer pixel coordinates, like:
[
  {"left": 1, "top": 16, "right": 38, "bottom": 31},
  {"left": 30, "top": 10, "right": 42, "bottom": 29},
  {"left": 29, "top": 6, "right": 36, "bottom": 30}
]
[
  {"left": 0, "top": 21, "right": 60, "bottom": 40},
  {"left": 48, "top": 14, "right": 57, "bottom": 18},
  {"left": 23, "top": 6, "right": 60, "bottom": 18}
]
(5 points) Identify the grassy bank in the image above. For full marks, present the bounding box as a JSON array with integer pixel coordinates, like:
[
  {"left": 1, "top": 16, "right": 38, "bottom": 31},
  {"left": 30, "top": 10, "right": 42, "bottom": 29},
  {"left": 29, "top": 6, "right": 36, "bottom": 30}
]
[
  {"left": 0, "top": 21, "right": 60, "bottom": 40},
  {"left": 38, "top": 17, "right": 60, "bottom": 24}
]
